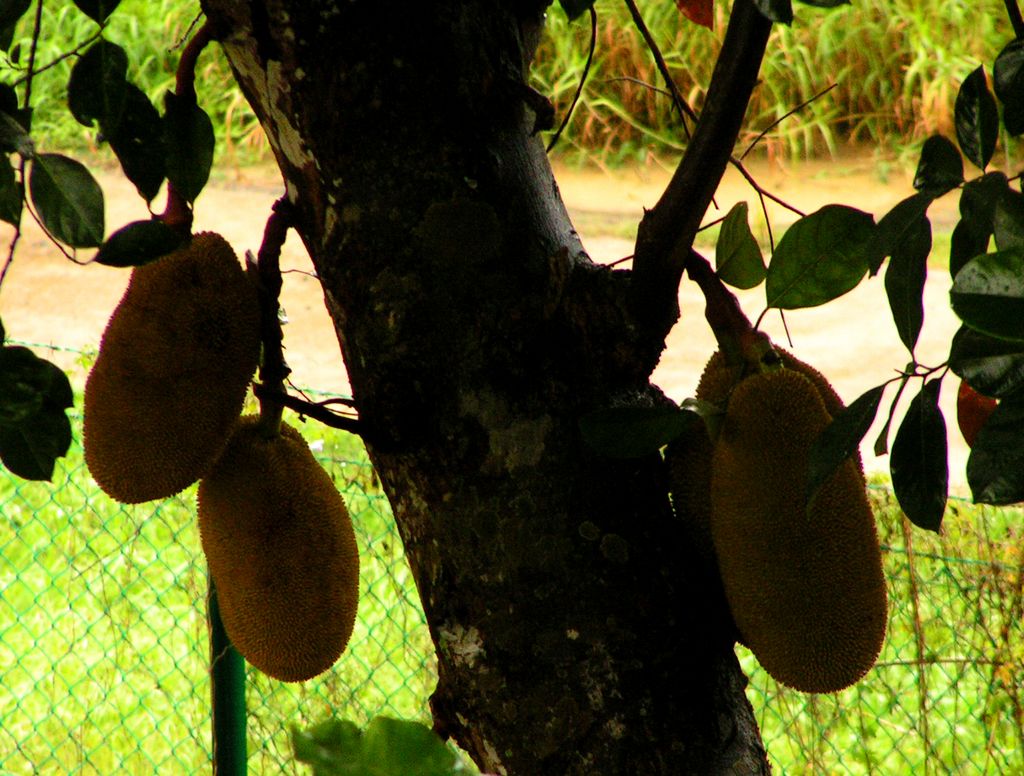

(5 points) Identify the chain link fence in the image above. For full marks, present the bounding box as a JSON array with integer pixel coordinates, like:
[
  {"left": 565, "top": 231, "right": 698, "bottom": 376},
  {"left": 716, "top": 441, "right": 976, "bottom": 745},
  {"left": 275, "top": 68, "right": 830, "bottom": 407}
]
[{"left": 1, "top": 346, "right": 1023, "bottom": 773}]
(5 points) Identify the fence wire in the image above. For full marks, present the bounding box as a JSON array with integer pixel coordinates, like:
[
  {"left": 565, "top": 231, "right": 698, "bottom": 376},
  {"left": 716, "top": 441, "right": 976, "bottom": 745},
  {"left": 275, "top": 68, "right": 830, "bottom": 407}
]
[{"left": 1, "top": 379, "right": 1023, "bottom": 773}]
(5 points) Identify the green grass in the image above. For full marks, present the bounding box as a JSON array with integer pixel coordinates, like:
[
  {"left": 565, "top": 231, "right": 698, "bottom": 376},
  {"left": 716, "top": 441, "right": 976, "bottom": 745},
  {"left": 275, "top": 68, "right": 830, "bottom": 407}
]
[
  {"left": 2, "top": 353, "right": 1024, "bottom": 773},
  {"left": 0, "top": 396, "right": 435, "bottom": 774}
]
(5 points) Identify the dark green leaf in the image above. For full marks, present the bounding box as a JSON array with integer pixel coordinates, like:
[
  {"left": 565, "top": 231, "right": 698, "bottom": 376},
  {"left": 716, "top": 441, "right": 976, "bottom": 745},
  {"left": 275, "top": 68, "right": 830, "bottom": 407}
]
[
  {"left": 807, "top": 385, "right": 885, "bottom": 504},
  {"left": 0, "top": 346, "right": 49, "bottom": 424},
  {"left": 0, "top": 109, "right": 32, "bottom": 155},
  {"left": 106, "top": 84, "right": 164, "bottom": 202},
  {"left": 884, "top": 215, "right": 931, "bottom": 352},
  {"left": 765, "top": 205, "right": 874, "bottom": 309},
  {"left": 796, "top": 0, "right": 849, "bottom": 6},
  {"left": 94, "top": 219, "right": 186, "bottom": 267},
  {"left": 949, "top": 325, "right": 1024, "bottom": 398},
  {"left": 0, "top": 317, "right": 5, "bottom": 343},
  {"left": 752, "top": 0, "right": 793, "bottom": 23},
  {"left": 558, "top": 0, "right": 595, "bottom": 19},
  {"left": 869, "top": 192, "right": 932, "bottom": 274},
  {"left": 948, "top": 171, "right": 1008, "bottom": 277},
  {"left": 162, "top": 92, "right": 214, "bottom": 203},
  {"left": 28, "top": 153, "right": 104, "bottom": 248},
  {"left": 0, "top": 407, "right": 71, "bottom": 481},
  {"left": 890, "top": 378, "right": 948, "bottom": 532},
  {"left": 0, "top": 156, "right": 22, "bottom": 226},
  {"left": 292, "top": 717, "right": 462, "bottom": 776},
  {"left": 913, "top": 135, "right": 963, "bottom": 194},
  {"left": 994, "top": 39, "right": 1024, "bottom": 135},
  {"left": 67, "top": 40, "right": 128, "bottom": 130},
  {"left": 715, "top": 202, "right": 765, "bottom": 289},
  {"left": 950, "top": 249, "right": 1024, "bottom": 341},
  {"left": 993, "top": 187, "right": 1024, "bottom": 251},
  {"left": 966, "top": 395, "right": 1024, "bottom": 505},
  {"left": 0, "top": 0, "right": 30, "bottom": 52},
  {"left": 0, "top": 82, "right": 17, "bottom": 116},
  {"left": 72, "top": 0, "right": 120, "bottom": 24},
  {"left": 955, "top": 66, "right": 999, "bottom": 171},
  {"left": 580, "top": 405, "right": 697, "bottom": 459}
]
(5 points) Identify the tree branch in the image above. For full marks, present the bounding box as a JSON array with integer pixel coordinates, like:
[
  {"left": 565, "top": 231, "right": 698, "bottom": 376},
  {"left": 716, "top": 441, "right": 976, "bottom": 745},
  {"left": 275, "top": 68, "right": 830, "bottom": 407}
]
[{"left": 630, "top": 0, "right": 772, "bottom": 335}]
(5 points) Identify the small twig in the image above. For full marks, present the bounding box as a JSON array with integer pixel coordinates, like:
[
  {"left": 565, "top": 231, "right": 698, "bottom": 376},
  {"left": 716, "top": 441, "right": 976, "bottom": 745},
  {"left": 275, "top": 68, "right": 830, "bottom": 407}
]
[
  {"left": 547, "top": 5, "right": 597, "bottom": 153},
  {"left": 12, "top": 31, "right": 102, "bottom": 86},
  {"left": 22, "top": 0, "right": 44, "bottom": 111},
  {"left": 740, "top": 82, "right": 838, "bottom": 160},
  {"left": 253, "top": 382, "right": 365, "bottom": 436},
  {"left": 1005, "top": 0, "right": 1024, "bottom": 39},
  {"left": 623, "top": 0, "right": 698, "bottom": 129}
]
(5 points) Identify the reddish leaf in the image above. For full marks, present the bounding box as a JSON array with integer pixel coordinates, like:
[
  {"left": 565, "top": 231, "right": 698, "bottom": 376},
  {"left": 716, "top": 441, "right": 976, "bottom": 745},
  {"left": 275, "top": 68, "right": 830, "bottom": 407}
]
[
  {"left": 957, "top": 380, "right": 998, "bottom": 448},
  {"left": 676, "top": 0, "right": 713, "bottom": 29}
]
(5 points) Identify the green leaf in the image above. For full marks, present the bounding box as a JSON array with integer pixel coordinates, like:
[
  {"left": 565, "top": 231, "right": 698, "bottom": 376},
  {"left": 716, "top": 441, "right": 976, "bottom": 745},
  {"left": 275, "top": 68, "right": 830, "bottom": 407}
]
[
  {"left": 361, "top": 718, "right": 462, "bottom": 776},
  {"left": 0, "top": 346, "right": 49, "bottom": 424},
  {"left": 292, "top": 717, "right": 464, "bottom": 776},
  {"left": 558, "top": 0, "right": 595, "bottom": 19},
  {"left": 796, "top": 0, "right": 849, "bottom": 5},
  {"left": 765, "top": 205, "right": 875, "bottom": 309},
  {"left": 580, "top": 405, "right": 697, "bottom": 459},
  {"left": 913, "top": 135, "right": 963, "bottom": 195},
  {"left": 0, "top": 407, "right": 72, "bottom": 481},
  {"left": 948, "top": 325, "right": 1024, "bottom": 398},
  {"left": 884, "top": 215, "right": 931, "bottom": 352},
  {"left": 0, "top": 155, "right": 22, "bottom": 226},
  {"left": 0, "top": 347, "right": 73, "bottom": 481},
  {"left": 28, "top": 153, "right": 104, "bottom": 248},
  {"left": 0, "top": 316, "right": 5, "bottom": 343},
  {"left": 0, "top": 0, "right": 30, "bottom": 52},
  {"left": 72, "top": 0, "right": 121, "bottom": 25},
  {"left": 950, "top": 249, "right": 1024, "bottom": 342},
  {"left": 715, "top": 202, "right": 765, "bottom": 289},
  {"left": 162, "top": 92, "right": 214, "bottom": 203},
  {"left": 28, "top": 153, "right": 103, "bottom": 247},
  {"left": 994, "top": 38, "right": 1024, "bottom": 135},
  {"left": 954, "top": 66, "right": 999, "bottom": 171},
  {"left": 106, "top": 84, "right": 164, "bottom": 202},
  {"left": 0, "top": 109, "right": 32, "bottom": 155},
  {"left": 94, "top": 219, "right": 186, "bottom": 267},
  {"left": 752, "top": 0, "right": 793, "bottom": 23},
  {"left": 870, "top": 192, "right": 932, "bottom": 274},
  {"left": 993, "top": 187, "right": 1024, "bottom": 251},
  {"left": 948, "top": 171, "right": 1007, "bottom": 277},
  {"left": 890, "top": 378, "right": 948, "bottom": 532},
  {"left": 67, "top": 40, "right": 128, "bottom": 130},
  {"left": 807, "top": 385, "right": 884, "bottom": 504},
  {"left": 966, "top": 395, "right": 1024, "bottom": 505}
]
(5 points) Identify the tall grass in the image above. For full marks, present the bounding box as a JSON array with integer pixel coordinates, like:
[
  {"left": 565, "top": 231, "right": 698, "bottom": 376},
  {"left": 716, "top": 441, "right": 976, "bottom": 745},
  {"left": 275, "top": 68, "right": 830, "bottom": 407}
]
[
  {"left": 532, "top": 0, "right": 1013, "bottom": 164},
  {"left": 4, "top": 1, "right": 1013, "bottom": 166}
]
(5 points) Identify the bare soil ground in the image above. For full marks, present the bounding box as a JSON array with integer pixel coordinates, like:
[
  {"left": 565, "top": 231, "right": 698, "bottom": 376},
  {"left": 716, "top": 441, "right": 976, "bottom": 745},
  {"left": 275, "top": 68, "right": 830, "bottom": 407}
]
[{"left": 0, "top": 151, "right": 970, "bottom": 487}]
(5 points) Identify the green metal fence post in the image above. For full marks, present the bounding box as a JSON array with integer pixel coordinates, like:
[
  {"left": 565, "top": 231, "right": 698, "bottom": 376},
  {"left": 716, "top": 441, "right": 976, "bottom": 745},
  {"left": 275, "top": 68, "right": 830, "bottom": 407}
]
[{"left": 208, "top": 577, "right": 247, "bottom": 775}]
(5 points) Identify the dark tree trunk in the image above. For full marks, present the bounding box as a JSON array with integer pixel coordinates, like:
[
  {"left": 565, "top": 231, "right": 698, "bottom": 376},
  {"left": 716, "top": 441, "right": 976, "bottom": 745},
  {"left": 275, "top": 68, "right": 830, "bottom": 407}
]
[{"left": 201, "top": 1, "right": 770, "bottom": 772}]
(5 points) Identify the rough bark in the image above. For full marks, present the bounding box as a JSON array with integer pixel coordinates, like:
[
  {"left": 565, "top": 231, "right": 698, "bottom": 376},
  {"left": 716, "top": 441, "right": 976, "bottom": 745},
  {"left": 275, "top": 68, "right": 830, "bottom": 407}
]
[{"left": 200, "top": 1, "right": 770, "bottom": 772}]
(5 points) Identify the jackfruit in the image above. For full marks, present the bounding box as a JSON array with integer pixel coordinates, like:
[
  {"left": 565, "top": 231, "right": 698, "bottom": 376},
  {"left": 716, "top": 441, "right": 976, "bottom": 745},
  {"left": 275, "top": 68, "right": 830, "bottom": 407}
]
[
  {"left": 83, "top": 232, "right": 260, "bottom": 503},
  {"left": 197, "top": 416, "right": 360, "bottom": 682},
  {"left": 666, "top": 343, "right": 851, "bottom": 568},
  {"left": 710, "top": 368, "right": 887, "bottom": 693}
]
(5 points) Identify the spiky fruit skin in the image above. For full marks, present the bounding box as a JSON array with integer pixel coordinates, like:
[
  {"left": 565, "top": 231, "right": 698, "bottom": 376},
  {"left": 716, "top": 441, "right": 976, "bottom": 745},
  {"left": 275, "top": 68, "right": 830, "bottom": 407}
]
[
  {"left": 666, "top": 346, "right": 854, "bottom": 574},
  {"left": 710, "top": 369, "right": 887, "bottom": 693},
  {"left": 84, "top": 233, "right": 260, "bottom": 503},
  {"left": 197, "top": 417, "right": 360, "bottom": 682}
]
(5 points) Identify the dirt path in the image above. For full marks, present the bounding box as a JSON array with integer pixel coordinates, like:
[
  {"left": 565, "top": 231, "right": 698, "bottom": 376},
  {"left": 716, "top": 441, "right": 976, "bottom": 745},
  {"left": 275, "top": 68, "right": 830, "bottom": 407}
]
[{"left": 0, "top": 152, "right": 970, "bottom": 488}]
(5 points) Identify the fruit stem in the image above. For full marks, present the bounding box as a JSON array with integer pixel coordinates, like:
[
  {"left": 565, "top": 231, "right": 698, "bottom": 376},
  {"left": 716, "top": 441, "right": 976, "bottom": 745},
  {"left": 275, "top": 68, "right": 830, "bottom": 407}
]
[
  {"left": 685, "top": 249, "right": 754, "bottom": 367},
  {"left": 251, "top": 198, "right": 294, "bottom": 439}
]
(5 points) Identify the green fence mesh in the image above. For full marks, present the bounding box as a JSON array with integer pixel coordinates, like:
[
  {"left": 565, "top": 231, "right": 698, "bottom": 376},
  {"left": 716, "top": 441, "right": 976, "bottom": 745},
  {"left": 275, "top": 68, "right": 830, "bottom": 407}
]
[{"left": 1, "top": 350, "right": 1023, "bottom": 773}]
